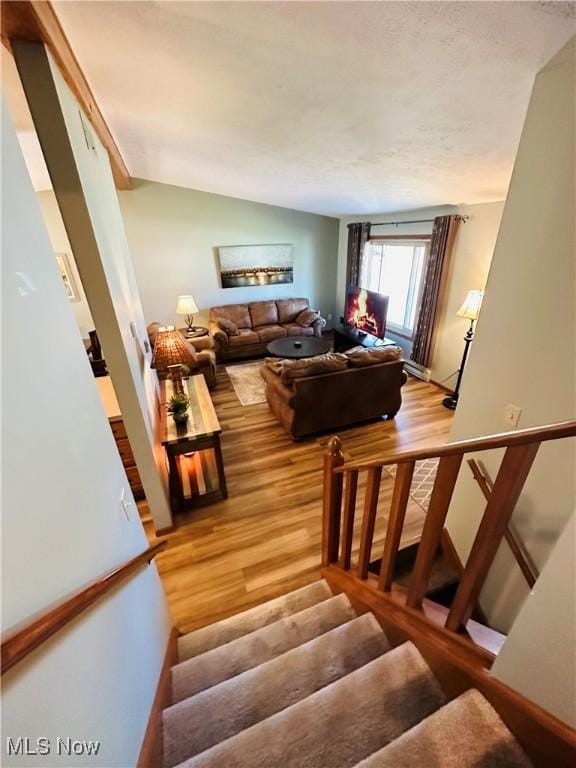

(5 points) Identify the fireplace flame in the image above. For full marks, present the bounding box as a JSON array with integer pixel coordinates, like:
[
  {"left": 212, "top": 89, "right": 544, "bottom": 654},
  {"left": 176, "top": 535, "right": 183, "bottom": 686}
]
[{"left": 350, "top": 290, "right": 379, "bottom": 335}]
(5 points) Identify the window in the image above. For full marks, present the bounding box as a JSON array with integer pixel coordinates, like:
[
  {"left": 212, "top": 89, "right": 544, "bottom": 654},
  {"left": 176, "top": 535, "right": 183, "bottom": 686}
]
[{"left": 360, "top": 239, "right": 429, "bottom": 337}]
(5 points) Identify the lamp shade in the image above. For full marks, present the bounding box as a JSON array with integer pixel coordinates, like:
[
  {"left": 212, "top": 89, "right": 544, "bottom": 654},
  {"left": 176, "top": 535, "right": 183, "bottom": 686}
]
[
  {"left": 176, "top": 294, "right": 199, "bottom": 315},
  {"left": 457, "top": 290, "right": 484, "bottom": 321},
  {"left": 150, "top": 326, "right": 196, "bottom": 370}
]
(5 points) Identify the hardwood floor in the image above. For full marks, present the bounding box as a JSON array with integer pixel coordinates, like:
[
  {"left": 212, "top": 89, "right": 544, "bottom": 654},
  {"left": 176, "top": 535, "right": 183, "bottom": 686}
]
[{"left": 141, "top": 367, "right": 454, "bottom": 634}]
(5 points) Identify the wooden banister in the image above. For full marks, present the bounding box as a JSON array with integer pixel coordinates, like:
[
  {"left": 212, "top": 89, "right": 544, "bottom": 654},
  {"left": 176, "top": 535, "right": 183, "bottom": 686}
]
[
  {"left": 358, "top": 467, "right": 382, "bottom": 578},
  {"left": 378, "top": 461, "right": 415, "bottom": 591},
  {"left": 1, "top": 541, "right": 166, "bottom": 675},
  {"left": 446, "top": 443, "right": 540, "bottom": 632},
  {"left": 334, "top": 420, "right": 576, "bottom": 473},
  {"left": 468, "top": 458, "right": 538, "bottom": 588},
  {"left": 406, "top": 454, "right": 463, "bottom": 608},
  {"left": 322, "top": 436, "right": 344, "bottom": 567},
  {"left": 339, "top": 470, "right": 359, "bottom": 570}
]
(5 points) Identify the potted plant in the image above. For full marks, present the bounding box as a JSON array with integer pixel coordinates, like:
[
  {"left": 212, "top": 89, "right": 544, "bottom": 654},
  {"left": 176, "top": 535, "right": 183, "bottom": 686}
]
[{"left": 167, "top": 392, "right": 190, "bottom": 424}]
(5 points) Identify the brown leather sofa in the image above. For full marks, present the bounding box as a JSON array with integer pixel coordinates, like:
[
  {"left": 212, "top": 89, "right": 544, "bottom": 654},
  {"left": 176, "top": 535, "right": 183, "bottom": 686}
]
[
  {"left": 209, "top": 299, "right": 326, "bottom": 361},
  {"left": 261, "top": 356, "right": 407, "bottom": 439}
]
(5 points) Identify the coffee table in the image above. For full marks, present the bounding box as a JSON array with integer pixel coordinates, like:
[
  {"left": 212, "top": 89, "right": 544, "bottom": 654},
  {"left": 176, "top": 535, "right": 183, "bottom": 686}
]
[{"left": 267, "top": 336, "right": 331, "bottom": 359}]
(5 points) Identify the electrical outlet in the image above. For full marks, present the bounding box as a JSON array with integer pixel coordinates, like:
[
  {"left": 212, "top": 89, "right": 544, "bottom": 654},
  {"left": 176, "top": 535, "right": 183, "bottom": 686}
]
[
  {"left": 504, "top": 404, "right": 522, "bottom": 428},
  {"left": 129, "top": 321, "right": 137, "bottom": 338},
  {"left": 120, "top": 488, "right": 133, "bottom": 520}
]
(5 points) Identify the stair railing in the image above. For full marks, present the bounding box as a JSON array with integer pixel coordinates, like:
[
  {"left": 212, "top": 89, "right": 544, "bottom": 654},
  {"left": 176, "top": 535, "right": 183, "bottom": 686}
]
[
  {"left": 322, "top": 420, "right": 576, "bottom": 635},
  {"left": 1, "top": 540, "right": 166, "bottom": 675},
  {"left": 468, "top": 458, "right": 539, "bottom": 588}
]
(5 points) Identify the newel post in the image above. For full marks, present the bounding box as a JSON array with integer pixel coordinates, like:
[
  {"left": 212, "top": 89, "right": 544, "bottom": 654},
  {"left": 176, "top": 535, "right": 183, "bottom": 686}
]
[{"left": 322, "top": 436, "right": 345, "bottom": 567}]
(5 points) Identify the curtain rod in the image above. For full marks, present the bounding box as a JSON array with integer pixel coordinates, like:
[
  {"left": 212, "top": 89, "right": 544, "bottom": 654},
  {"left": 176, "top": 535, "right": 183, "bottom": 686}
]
[{"left": 369, "top": 215, "right": 468, "bottom": 227}]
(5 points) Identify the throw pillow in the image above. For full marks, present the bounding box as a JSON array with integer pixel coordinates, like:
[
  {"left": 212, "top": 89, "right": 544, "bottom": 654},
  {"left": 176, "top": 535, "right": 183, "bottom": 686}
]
[
  {"left": 295, "top": 308, "right": 320, "bottom": 327},
  {"left": 217, "top": 317, "right": 240, "bottom": 336},
  {"left": 264, "top": 357, "right": 287, "bottom": 376},
  {"left": 345, "top": 345, "right": 402, "bottom": 367},
  {"left": 281, "top": 352, "right": 348, "bottom": 384}
]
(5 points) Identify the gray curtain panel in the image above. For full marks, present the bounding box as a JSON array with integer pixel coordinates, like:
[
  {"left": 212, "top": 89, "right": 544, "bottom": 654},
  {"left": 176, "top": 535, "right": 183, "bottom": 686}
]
[
  {"left": 346, "top": 222, "right": 371, "bottom": 287},
  {"left": 411, "top": 215, "right": 461, "bottom": 367}
]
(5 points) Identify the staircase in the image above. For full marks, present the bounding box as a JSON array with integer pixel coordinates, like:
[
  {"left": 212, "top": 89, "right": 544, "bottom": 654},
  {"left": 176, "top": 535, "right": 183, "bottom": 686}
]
[{"left": 161, "top": 580, "right": 531, "bottom": 767}]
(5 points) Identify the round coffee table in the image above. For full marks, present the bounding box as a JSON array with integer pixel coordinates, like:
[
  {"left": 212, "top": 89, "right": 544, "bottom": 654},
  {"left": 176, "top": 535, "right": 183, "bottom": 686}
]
[{"left": 267, "top": 336, "right": 331, "bottom": 359}]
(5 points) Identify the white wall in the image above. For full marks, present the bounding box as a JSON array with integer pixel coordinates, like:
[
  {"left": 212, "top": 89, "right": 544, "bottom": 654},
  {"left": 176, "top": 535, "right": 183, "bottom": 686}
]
[
  {"left": 445, "top": 38, "right": 575, "bottom": 632},
  {"left": 118, "top": 180, "right": 339, "bottom": 328},
  {"left": 492, "top": 513, "right": 576, "bottom": 726},
  {"left": 336, "top": 202, "right": 504, "bottom": 380},
  {"left": 14, "top": 41, "right": 172, "bottom": 531},
  {"left": 1, "top": 96, "right": 172, "bottom": 767}
]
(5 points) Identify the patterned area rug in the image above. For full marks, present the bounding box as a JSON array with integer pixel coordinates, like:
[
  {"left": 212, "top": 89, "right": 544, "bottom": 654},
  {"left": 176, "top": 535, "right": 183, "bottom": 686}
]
[
  {"left": 384, "top": 458, "right": 439, "bottom": 511},
  {"left": 226, "top": 362, "right": 267, "bottom": 406}
]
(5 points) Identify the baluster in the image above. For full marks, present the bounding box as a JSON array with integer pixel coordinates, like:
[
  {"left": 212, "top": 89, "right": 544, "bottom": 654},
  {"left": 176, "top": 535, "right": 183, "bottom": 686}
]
[
  {"left": 357, "top": 466, "right": 383, "bottom": 579},
  {"left": 322, "top": 436, "right": 345, "bottom": 567},
  {"left": 446, "top": 442, "right": 540, "bottom": 633},
  {"left": 406, "top": 454, "right": 463, "bottom": 609},
  {"left": 339, "top": 470, "right": 359, "bottom": 569},
  {"left": 378, "top": 461, "right": 416, "bottom": 591}
]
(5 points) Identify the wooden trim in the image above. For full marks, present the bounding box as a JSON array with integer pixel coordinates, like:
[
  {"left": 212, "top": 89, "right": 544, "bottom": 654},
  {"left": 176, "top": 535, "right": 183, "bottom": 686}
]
[
  {"left": 321, "top": 437, "right": 344, "bottom": 566},
  {"left": 1, "top": 541, "right": 166, "bottom": 675},
  {"left": 446, "top": 443, "right": 540, "bottom": 632},
  {"left": 335, "top": 420, "right": 576, "bottom": 473},
  {"left": 137, "top": 627, "right": 179, "bottom": 768},
  {"left": 429, "top": 378, "right": 454, "bottom": 394},
  {"left": 368, "top": 234, "right": 431, "bottom": 241},
  {"left": 1, "top": 0, "right": 131, "bottom": 190},
  {"left": 378, "top": 461, "right": 415, "bottom": 591},
  {"left": 468, "top": 458, "right": 538, "bottom": 588},
  {"left": 322, "top": 566, "right": 576, "bottom": 768},
  {"left": 339, "top": 470, "right": 358, "bottom": 570}
]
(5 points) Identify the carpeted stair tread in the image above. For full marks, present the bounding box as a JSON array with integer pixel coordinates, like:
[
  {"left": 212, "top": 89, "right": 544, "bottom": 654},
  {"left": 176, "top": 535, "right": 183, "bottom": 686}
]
[
  {"left": 172, "top": 593, "right": 356, "bottom": 702},
  {"left": 164, "top": 613, "right": 390, "bottom": 766},
  {"left": 354, "top": 689, "right": 533, "bottom": 767},
  {"left": 177, "top": 580, "right": 332, "bottom": 661},
  {"left": 174, "top": 642, "right": 445, "bottom": 768}
]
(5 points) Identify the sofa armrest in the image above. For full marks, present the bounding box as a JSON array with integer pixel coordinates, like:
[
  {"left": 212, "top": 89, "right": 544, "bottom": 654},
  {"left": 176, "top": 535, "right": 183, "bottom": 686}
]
[
  {"left": 209, "top": 321, "right": 228, "bottom": 350},
  {"left": 312, "top": 314, "right": 327, "bottom": 338},
  {"left": 261, "top": 366, "right": 297, "bottom": 408}
]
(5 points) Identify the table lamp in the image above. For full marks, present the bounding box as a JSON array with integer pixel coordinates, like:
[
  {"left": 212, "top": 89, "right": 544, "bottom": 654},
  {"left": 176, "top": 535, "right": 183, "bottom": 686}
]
[
  {"left": 150, "top": 325, "right": 196, "bottom": 394},
  {"left": 176, "top": 294, "right": 199, "bottom": 336},
  {"left": 442, "top": 289, "right": 484, "bottom": 410}
]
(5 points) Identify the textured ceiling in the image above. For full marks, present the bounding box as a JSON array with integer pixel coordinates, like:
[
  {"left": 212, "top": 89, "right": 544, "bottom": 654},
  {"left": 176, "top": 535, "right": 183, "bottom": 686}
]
[{"left": 5, "top": 1, "right": 576, "bottom": 215}]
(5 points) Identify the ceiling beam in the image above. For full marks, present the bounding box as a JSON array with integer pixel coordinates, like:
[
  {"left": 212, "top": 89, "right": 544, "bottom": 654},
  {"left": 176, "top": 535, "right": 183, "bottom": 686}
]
[{"left": 1, "top": 0, "right": 132, "bottom": 190}]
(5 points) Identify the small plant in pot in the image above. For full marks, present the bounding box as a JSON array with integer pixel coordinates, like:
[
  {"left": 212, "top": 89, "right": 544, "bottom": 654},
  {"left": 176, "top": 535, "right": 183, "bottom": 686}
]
[{"left": 167, "top": 392, "right": 190, "bottom": 424}]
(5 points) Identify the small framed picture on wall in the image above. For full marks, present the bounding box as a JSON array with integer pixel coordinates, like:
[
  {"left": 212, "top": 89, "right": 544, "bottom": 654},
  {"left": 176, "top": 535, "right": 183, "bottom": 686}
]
[{"left": 56, "top": 253, "right": 81, "bottom": 302}]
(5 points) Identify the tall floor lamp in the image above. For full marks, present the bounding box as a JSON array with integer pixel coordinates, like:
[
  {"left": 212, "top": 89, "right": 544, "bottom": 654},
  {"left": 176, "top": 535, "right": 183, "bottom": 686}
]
[{"left": 442, "top": 290, "right": 484, "bottom": 410}]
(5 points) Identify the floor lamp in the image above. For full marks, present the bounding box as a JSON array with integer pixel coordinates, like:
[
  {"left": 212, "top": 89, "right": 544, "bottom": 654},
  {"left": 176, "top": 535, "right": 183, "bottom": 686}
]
[{"left": 442, "top": 290, "right": 484, "bottom": 410}]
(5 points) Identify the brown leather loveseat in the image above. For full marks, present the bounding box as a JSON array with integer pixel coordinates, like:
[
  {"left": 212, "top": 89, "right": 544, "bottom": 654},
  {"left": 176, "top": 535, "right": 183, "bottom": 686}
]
[
  {"left": 261, "top": 346, "right": 407, "bottom": 439},
  {"left": 209, "top": 298, "right": 326, "bottom": 361}
]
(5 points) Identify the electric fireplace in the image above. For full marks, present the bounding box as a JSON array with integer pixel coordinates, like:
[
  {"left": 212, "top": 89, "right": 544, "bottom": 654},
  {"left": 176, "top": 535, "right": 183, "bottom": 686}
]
[{"left": 344, "top": 288, "right": 388, "bottom": 339}]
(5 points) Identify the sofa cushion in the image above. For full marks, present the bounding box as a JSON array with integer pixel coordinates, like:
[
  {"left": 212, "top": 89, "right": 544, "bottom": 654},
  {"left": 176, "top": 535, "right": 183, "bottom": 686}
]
[
  {"left": 264, "top": 357, "right": 289, "bottom": 376},
  {"left": 216, "top": 317, "right": 239, "bottom": 335},
  {"left": 249, "top": 301, "right": 279, "bottom": 327},
  {"left": 228, "top": 328, "right": 260, "bottom": 347},
  {"left": 345, "top": 345, "right": 403, "bottom": 367},
  {"left": 277, "top": 298, "right": 309, "bottom": 323},
  {"left": 255, "top": 324, "right": 287, "bottom": 343},
  {"left": 284, "top": 323, "right": 315, "bottom": 337},
  {"left": 211, "top": 304, "right": 252, "bottom": 329},
  {"left": 281, "top": 352, "right": 348, "bottom": 384},
  {"left": 295, "top": 308, "right": 320, "bottom": 327}
]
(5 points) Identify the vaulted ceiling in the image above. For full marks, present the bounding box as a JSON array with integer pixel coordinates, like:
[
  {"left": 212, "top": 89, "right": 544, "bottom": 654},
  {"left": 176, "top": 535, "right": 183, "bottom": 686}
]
[{"left": 4, "top": 1, "right": 575, "bottom": 215}]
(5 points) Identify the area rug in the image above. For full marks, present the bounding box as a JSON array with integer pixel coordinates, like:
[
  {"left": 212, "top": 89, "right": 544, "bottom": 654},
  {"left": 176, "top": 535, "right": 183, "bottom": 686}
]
[
  {"left": 384, "top": 458, "right": 439, "bottom": 511},
  {"left": 225, "top": 362, "right": 267, "bottom": 406}
]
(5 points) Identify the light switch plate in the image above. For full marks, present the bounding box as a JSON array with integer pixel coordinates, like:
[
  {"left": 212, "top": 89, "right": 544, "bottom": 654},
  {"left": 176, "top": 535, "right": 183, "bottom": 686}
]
[
  {"left": 504, "top": 404, "right": 522, "bottom": 427},
  {"left": 120, "top": 488, "right": 133, "bottom": 520}
]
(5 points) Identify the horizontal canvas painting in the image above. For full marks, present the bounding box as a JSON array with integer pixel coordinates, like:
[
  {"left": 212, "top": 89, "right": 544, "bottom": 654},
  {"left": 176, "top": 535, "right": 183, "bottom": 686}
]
[{"left": 218, "top": 244, "right": 294, "bottom": 288}]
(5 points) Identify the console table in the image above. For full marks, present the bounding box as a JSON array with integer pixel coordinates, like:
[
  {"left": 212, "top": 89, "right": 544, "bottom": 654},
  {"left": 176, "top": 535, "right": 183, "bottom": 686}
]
[
  {"left": 333, "top": 325, "right": 397, "bottom": 353},
  {"left": 160, "top": 375, "right": 227, "bottom": 513}
]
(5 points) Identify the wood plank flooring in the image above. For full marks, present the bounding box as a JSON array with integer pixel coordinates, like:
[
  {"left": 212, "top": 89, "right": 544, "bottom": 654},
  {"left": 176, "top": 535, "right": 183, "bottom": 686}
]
[{"left": 140, "top": 366, "right": 453, "bottom": 634}]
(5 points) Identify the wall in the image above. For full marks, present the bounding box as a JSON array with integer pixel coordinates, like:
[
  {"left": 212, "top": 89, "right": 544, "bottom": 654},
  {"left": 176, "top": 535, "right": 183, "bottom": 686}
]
[
  {"left": 492, "top": 512, "right": 575, "bottom": 726},
  {"left": 1, "top": 97, "right": 172, "bottom": 766},
  {"left": 445, "top": 38, "right": 575, "bottom": 632},
  {"left": 118, "top": 180, "right": 339, "bottom": 328},
  {"left": 14, "top": 41, "right": 172, "bottom": 531},
  {"left": 336, "top": 202, "right": 504, "bottom": 380}
]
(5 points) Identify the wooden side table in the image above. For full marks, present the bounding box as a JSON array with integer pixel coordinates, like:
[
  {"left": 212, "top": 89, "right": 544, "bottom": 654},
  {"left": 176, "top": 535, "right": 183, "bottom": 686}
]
[{"left": 160, "top": 375, "right": 227, "bottom": 514}]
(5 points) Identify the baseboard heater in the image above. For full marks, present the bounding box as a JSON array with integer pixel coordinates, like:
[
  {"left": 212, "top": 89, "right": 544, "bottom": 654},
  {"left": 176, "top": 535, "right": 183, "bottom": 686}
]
[{"left": 404, "top": 361, "right": 431, "bottom": 381}]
